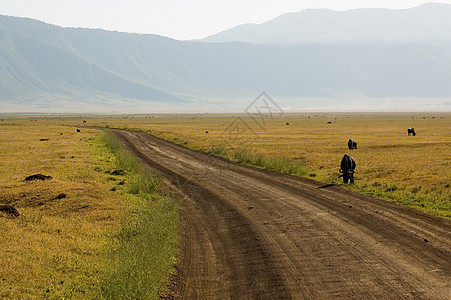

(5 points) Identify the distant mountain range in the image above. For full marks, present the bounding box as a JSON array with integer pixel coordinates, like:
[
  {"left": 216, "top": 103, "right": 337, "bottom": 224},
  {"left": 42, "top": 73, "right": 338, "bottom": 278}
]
[
  {"left": 1, "top": 3, "right": 451, "bottom": 112},
  {"left": 202, "top": 3, "right": 451, "bottom": 45}
]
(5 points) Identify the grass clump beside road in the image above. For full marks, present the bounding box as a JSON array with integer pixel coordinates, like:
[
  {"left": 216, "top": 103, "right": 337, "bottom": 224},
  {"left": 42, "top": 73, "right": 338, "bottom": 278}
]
[
  {"left": 0, "top": 118, "right": 178, "bottom": 299},
  {"left": 100, "top": 129, "right": 179, "bottom": 300},
  {"left": 211, "top": 146, "right": 308, "bottom": 176},
  {"left": 349, "top": 182, "right": 450, "bottom": 219}
]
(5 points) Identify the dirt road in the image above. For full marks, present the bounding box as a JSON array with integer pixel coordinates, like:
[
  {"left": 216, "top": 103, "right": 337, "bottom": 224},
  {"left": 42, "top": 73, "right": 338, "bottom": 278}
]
[{"left": 114, "top": 129, "right": 450, "bottom": 300}]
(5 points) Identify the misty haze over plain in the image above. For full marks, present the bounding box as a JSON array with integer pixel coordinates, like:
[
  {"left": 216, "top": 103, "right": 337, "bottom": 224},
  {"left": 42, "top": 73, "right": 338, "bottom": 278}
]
[{"left": 1, "top": 3, "right": 450, "bottom": 113}]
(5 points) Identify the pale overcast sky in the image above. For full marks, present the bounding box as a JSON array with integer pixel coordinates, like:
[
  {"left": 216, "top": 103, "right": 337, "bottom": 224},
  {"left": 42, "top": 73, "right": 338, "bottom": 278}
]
[{"left": 1, "top": 1, "right": 450, "bottom": 40}]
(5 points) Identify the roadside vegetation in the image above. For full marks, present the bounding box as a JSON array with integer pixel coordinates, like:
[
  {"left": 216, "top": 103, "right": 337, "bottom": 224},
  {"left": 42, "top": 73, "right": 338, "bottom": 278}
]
[
  {"left": 84, "top": 113, "right": 450, "bottom": 219},
  {"left": 0, "top": 118, "right": 178, "bottom": 299},
  {"left": 100, "top": 129, "right": 179, "bottom": 300}
]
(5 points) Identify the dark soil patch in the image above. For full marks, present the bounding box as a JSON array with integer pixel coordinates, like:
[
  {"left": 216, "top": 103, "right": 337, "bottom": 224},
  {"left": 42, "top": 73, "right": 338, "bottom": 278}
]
[
  {"left": 109, "top": 169, "right": 125, "bottom": 176},
  {"left": 0, "top": 205, "right": 19, "bottom": 217},
  {"left": 53, "top": 193, "right": 67, "bottom": 200},
  {"left": 24, "top": 174, "right": 52, "bottom": 181}
]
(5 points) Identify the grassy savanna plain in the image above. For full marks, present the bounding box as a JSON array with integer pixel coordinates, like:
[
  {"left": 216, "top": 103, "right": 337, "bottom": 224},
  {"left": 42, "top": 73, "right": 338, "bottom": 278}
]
[
  {"left": 0, "top": 117, "right": 178, "bottom": 299},
  {"left": 85, "top": 112, "right": 450, "bottom": 219},
  {"left": 0, "top": 113, "right": 449, "bottom": 298}
]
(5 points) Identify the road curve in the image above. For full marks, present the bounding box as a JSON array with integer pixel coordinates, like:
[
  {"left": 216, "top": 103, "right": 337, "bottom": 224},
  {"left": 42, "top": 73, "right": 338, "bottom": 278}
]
[{"left": 114, "top": 129, "right": 450, "bottom": 300}]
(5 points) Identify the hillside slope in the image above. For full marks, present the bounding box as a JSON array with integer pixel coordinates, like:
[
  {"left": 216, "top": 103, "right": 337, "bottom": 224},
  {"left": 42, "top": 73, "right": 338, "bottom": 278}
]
[{"left": 1, "top": 12, "right": 451, "bottom": 112}]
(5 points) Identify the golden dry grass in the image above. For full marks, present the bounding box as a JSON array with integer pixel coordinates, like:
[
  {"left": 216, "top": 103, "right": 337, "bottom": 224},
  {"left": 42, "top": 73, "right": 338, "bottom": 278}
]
[
  {"left": 1, "top": 113, "right": 448, "bottom": 297},
  {"left": 0, "top": 117, "right": 123, "bottom": 298},
  {"left": 83, "top": 112, "right": 450, "bottom": 218}
]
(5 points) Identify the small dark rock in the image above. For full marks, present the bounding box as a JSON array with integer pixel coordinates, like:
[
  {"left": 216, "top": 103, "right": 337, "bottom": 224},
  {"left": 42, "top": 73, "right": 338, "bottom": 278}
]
[
  {"left": 110, "top": 169, "right": 125, "bottom": 176},
  {"left": 54, "top": 193, "right": 67, "bottom": 200},
  {"left": 24, "top": 174, "right": 52, "bottom": 181},
  {"left": 424, "top": 239, "right": 429, "bottom": 243},
  {"left": 0, "top": 205, "right": 19, "bottom": 217}
]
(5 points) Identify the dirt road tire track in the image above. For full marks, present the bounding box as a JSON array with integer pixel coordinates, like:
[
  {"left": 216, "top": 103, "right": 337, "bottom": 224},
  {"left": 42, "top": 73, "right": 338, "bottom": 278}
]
[{"left": 114, "top": 129, "right": 450, "bottom": 300}]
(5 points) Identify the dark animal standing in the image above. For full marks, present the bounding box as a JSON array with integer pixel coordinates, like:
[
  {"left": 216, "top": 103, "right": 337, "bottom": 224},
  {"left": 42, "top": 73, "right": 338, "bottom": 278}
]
[
  {"left": 407, "top": 127, "right": 416, "bottom": 136},
  {"left": 339, "top": 154, "right": 356, "bottom": 184},
  {"left": 77, "top": 128, "right": 81, "bottom": 133},
  {"left": 348, "top": 139, "right": 357, "bottom": 150}
]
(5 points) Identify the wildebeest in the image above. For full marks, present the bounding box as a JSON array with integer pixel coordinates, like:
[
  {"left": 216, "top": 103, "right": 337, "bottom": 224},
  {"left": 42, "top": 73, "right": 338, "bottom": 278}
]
[
  {"left": 407, "top": 127, "right": 416, "bottom": 136},
  {"left": 339, "top": 154, "right": 356, "bottom": 184},
  {"left": 77, "top": 128, "right": 81, "bottom": 133},
  {"left": 348, "top": 139, "right": 357, "bottom": 150}
]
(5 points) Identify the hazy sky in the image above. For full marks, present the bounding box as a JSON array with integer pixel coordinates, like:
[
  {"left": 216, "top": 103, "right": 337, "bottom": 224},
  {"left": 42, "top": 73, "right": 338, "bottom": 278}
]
[{"left": 1, "top": 0, "right": 451, "bottom": 40}]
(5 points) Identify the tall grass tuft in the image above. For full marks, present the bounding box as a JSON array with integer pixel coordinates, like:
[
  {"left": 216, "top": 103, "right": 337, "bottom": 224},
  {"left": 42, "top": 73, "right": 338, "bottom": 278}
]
[
  {"left": 215, "top": 148, "right": 307, "bottom": 176},
  {"left": 100, "top": 129, "right": 179, "bottom": 299}
]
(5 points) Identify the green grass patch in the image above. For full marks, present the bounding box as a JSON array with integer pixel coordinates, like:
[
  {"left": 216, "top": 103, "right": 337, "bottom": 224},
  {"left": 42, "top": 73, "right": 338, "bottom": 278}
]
[
  {"left": 209, "top": 147, "right": 307, "bottom": 176},
  {"left": 99, "top": 129, "right": 179, "bottom": 299},
  {"left": 351, "top": 182, "right": 451, "bottom": 219}
]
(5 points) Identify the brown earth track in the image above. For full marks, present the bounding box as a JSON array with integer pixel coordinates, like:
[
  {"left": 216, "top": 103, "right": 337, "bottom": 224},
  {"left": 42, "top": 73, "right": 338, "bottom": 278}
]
[{"left": 113, "top": 129, "right": 450, "bottom": 300}]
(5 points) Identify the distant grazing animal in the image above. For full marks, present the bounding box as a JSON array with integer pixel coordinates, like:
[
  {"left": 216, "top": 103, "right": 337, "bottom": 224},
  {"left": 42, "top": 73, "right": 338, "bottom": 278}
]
[
  {"left": 83, "top": 120, "right": 86, "bottom": 123},
  {"left": 407, "top": 127, "right": 416, "bottom": 136},
  {"left": 76, "top": 128, "right": 81, "bottom": 133},
  {"left": 339, "top": 154, "right": 356, "bottom": 184},
  {"left": 348, "top": 139, "right": 357, "bottom": 150}
]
